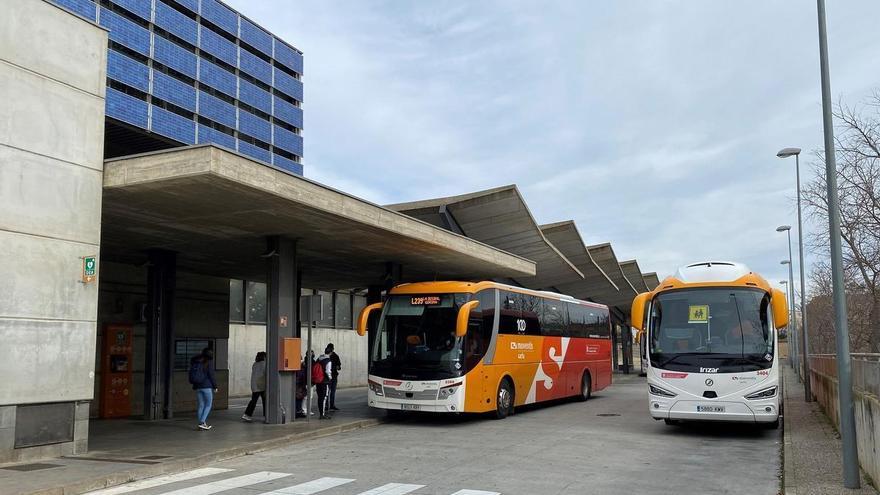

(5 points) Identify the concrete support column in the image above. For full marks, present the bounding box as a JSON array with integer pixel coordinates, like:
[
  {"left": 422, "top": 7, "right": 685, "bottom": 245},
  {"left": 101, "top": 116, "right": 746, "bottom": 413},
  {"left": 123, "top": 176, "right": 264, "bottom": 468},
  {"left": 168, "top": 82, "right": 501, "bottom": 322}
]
[
  {"left": 143, "top": 250, "right": 176, "bottom": 420},
  {"left": 265, "top": 237, "right": 297, "bottom": 424}
]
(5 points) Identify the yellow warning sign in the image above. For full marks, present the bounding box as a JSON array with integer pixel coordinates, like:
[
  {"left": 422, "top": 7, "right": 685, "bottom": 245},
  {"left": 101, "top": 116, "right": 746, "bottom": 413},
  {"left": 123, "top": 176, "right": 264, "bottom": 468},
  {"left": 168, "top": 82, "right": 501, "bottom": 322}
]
[{"left": 688, "top": 305, "right": 709, "bottom": 323}]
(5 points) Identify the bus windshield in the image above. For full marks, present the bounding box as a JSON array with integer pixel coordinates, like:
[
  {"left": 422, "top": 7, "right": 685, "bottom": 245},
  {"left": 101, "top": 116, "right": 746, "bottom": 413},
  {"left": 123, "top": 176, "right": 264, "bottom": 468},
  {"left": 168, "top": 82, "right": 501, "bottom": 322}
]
[
  {"left": 370, "top": 293, "right": 470, "bottom": 379},
  {"left": 649, "top": 288, "right": 774, "bottom": 372}
]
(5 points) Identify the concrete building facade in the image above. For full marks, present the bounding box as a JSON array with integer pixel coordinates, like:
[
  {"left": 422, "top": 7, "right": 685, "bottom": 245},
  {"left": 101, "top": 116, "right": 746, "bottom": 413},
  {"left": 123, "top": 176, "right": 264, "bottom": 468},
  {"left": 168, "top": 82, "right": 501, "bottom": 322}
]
[
  {"left": 50, "top": 0, "right": 304, "bottom": 174},
  {"left": 0, "top": 0, "right": 107, "bottom": 462}
]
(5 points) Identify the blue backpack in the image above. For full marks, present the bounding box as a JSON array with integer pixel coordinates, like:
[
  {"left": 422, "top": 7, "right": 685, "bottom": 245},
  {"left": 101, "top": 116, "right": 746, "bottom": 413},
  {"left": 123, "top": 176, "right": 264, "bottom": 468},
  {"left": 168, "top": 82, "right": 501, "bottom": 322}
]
[{"left": 188, "top": 360, "right": 207, "bottom": 385}]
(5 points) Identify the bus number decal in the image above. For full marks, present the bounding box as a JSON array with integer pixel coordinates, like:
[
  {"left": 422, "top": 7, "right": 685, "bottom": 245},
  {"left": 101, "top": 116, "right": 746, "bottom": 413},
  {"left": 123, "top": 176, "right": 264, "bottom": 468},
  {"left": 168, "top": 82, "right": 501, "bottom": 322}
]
[{"left": 516, "top": 319, "right": 527, "bottom": 334}]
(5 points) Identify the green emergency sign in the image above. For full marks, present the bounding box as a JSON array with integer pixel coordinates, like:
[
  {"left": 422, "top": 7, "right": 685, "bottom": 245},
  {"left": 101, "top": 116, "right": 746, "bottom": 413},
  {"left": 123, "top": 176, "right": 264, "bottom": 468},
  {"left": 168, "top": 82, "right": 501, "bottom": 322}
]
[{"left": 82, "top": 255, "right": 97, "bottom": 283}]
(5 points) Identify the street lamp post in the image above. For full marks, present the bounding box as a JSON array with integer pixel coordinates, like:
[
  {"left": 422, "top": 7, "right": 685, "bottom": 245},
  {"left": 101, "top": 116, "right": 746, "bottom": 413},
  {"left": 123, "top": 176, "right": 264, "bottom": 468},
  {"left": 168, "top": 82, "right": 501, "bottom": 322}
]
[
  {"left": 778, "top": 147, "right": 812, "bottom": 402},
  {"left": 781, "top": 257, "right": 797, "bottom": 381},
  {"left": 816, "top": 0, "right": 859, "bottom": 487}
]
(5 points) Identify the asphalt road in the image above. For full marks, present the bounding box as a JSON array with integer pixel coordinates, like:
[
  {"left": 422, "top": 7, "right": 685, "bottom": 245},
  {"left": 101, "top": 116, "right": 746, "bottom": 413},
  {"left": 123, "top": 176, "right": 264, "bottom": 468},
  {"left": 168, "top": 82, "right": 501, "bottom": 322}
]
[{"left": 85, "top": 375, "right": 781, "bottom": 495}]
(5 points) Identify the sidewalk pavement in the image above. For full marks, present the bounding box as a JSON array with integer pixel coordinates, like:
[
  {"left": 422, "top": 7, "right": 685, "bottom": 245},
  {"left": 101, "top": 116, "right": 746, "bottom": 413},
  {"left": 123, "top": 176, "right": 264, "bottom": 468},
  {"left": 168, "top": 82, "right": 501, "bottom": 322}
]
[
  {"left": 0, "top": 387, "right": 381, "bottom": 495},
  {"left": 783, "top": 365, "right": 878, "bottom": 494}
]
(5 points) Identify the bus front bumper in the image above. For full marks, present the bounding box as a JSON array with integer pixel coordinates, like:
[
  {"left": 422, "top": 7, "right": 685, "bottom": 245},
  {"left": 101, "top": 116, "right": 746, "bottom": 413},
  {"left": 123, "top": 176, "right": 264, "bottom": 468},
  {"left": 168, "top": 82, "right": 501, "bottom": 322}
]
[{"left": 649, "top": 397, "right": 779, "bottom": 423}]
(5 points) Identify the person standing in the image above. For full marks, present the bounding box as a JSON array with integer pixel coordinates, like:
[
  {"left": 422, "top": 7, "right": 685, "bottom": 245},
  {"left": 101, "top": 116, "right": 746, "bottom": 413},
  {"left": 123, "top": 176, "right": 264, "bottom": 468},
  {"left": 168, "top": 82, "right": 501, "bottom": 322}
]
[
  {"left": 188, "top": 348, "right": 218, "bottom": 430},
  {"left": 241, "top": 351, "right": 267, "bottom": 422},
  {"left": 314, "top": 350, "right": 333, "bottom": 419},
  {"left": 325, "top": 343, "right": 342, "bottom": 411}
]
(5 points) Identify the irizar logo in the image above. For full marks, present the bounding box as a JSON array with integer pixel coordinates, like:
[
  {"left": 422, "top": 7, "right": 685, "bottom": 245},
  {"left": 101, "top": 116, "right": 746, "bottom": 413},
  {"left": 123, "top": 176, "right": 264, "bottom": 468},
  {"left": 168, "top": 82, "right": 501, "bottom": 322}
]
[
  {"left": 700, "top": 367, "right": 719, "bottom": 373},
  {"left": 510, "top": 342, "right": 534, "bottom": 350}
]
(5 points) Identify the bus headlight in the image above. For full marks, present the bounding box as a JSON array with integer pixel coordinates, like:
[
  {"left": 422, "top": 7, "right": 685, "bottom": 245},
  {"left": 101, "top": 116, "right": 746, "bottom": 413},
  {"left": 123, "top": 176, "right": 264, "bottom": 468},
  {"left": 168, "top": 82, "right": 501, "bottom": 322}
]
[
  {"left": 368, "top": 380, "right": 384, "bottom": 396},
  {"left": 649, "top": 384, "right": 677, "bottom": 398},
  {"left": 438, "top": 382, "right": 461, "bottom": 399},
  {"left": 744, "top": 386, "right": 777, "bottom": 400}
]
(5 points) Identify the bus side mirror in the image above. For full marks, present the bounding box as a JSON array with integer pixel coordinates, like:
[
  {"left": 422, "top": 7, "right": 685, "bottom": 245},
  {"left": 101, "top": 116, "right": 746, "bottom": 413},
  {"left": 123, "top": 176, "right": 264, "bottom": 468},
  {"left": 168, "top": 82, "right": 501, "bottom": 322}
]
[
  {"left": 771, "top": 288, "right": 789, "bottom": 329},
  {"left": 631, "top": 292, "right": 650, "bottom": 332},
  {"left": 456, "top": 300, "right": 480, "bottom": 338},
  {"left": 356, "top": 302, "right": 383, "bottom": 336}
]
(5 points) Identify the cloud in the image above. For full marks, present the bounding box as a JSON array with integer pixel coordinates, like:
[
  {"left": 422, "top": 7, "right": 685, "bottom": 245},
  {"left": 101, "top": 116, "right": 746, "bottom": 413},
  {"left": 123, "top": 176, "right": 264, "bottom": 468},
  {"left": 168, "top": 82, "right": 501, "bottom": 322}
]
[{"left": 226, "top": 0, "right": 880, "bottom": 289}]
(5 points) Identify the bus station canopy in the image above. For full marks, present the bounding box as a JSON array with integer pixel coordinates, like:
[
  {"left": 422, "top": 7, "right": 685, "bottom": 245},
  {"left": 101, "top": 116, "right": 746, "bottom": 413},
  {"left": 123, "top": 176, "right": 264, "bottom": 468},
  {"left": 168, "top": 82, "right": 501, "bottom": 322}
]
[
  {"left": 100, "top": 146, "right": 536, "bottom": 288},
  {"left": 538, "top": 221, "right": 621, "bottom": 304},
  {"left": 642, "top": 272, "right": 661, "bottom": 290},
  {"left": 620, "top": 260, "right": 651, "bottom": 292},
  {"left": 387, "top": 185, "right": 586, "bottom": 291},
  {"left": 587, "top": 243, "right": 640, "bottom": 309}
]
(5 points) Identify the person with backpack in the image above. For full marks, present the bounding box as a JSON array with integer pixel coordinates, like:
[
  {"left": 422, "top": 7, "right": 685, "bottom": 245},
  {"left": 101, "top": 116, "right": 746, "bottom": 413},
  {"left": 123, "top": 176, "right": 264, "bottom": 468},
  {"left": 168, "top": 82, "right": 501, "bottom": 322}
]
[
  {"left": 314, "top": 350, "right": 333, "bottom": 419},
  {"left": 325, "top": 343, "right": 342, "bottom": 411},
  {"left": 189, "top": 348, "right": 218, "bottom": 430},
  {"left": 241, "top": 351, "right": 266, "bottom": 422},
  {"left": 295, "top": 356, "right": 307, "bottom": 419}
]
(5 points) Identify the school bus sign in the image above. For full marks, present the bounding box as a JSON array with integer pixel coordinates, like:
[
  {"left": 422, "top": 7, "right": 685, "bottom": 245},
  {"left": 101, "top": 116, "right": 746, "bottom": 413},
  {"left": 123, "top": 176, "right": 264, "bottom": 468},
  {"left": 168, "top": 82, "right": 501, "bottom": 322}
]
[{"left": 82, "top": 255, "right": 97, "bottom": 283}]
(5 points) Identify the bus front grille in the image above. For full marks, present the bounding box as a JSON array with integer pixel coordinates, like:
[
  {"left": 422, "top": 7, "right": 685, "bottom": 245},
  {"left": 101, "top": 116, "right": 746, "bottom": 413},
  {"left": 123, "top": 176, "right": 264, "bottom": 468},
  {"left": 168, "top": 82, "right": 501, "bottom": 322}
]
[{"left": 383, "top": 388, "right": 439, "bottom": 400}]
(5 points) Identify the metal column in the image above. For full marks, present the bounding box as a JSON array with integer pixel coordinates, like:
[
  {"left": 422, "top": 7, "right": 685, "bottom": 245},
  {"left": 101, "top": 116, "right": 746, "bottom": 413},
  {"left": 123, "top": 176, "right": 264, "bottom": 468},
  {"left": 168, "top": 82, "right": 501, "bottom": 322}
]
[
  {"left": 265, "top": 236, "right": 298, "bottom": 425},
  {"left": 143, "top": 250, "right": 176, "bottom": 420}
]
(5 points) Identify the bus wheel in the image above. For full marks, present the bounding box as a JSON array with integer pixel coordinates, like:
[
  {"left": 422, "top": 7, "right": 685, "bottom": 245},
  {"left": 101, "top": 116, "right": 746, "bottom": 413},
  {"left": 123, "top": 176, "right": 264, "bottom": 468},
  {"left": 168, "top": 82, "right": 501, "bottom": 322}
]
[
  {"left": 494, "top": 379, "right": 514, "bottom": 419},
  {"left": 577, "top": 371, "right": 592, "bottom": 402}
]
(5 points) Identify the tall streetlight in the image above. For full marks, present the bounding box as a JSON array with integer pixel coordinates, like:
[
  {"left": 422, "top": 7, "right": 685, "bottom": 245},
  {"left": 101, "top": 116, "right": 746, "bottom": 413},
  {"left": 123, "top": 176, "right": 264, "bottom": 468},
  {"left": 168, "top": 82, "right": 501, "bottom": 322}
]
[
  {"left": 779, "top": 147, "right": 813, "bottom": 402},
  {"left": 779, "top": 280, "right": 792, "bottom": 367},
  {"left": 816, "top": 0, "right": 859, "bottom": 487},
  {"left": 781, "top": 254, "right": 798, "bottom": 381}
]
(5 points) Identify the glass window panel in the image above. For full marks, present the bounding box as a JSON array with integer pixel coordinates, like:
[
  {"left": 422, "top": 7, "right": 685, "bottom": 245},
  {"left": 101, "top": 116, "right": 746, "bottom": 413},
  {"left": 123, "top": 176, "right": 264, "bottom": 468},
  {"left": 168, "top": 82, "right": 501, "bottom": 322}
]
[
  {"left": 318, "top": 290, "right": 334, "bottom": 328},
  {"left": 229, "top": 279, "right": 244, "bottom": 322},
  {"left": 246, "top": 281, "right": 267, "bottom": 324},
  {"left": 335, "top": 292, "right": 352, "bottom": 329}
]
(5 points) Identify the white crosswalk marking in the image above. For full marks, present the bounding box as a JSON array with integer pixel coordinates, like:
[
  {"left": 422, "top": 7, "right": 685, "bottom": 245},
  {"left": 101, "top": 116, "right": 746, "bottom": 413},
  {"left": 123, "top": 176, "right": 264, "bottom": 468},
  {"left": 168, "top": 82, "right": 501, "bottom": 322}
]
[
  {"left": 156, "top": 471, "right": 291, "bottom": 494},
  {"left": 354, "top": 483, "right": 425, "bottom": 495},
  {"left": 449, "top": 490, "right": 501, "bottom": 495},
  {"left": 85, "top": 468, "right": 234, "bottom": 495},
  {"left": 261, "top": 477, "right": 356, "bottom": 494}
]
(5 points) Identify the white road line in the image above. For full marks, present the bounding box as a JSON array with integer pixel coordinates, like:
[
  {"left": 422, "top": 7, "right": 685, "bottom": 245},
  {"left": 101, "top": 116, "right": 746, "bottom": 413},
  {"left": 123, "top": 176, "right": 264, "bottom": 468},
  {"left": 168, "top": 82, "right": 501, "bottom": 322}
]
[
  {"left": 355, "top": 483, "right": 425, "bottom": 495},
  {"left": 157, "top": 471, "right": 291, "bottom": 494},
  {"left": 261, "top": 477, "right": 356, "bottom": 494},
  {"left": 85, "top": 468, "right": 234, "bottom": 495},
  {"left": 449, "top": 491, "right": 501, "bottom": 495}
]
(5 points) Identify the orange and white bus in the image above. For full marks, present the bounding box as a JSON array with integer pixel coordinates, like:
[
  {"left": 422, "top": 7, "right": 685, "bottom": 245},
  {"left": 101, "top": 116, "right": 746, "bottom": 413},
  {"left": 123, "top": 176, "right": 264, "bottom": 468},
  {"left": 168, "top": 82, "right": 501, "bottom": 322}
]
[{"left": 356, "top": 281, "right": 612, "bottom": 418}]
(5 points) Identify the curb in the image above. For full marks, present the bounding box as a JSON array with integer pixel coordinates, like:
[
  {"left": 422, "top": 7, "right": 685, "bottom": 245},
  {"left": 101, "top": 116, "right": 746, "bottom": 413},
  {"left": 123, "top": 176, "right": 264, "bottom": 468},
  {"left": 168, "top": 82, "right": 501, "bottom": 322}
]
[
  {"left": 22, "top": 418, "right": 384, "bottom": 495},
  {"left": 782, "top": 370, "right": 796, "bottom": 495}
]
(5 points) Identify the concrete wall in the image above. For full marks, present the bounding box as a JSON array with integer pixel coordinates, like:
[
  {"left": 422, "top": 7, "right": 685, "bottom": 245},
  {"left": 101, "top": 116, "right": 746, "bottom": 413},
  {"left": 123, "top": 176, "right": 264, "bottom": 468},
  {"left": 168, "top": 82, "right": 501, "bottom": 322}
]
[
  {"left": 228, "top": 325, "right": 369, "bottom": 397},
  {"left": 810, "top": 356, "right": 880, "bottom": 485},
  {"left": 94, "top": 262, "right": 231, "bottom": 417},
  {"left": 0, "top": 0, "right": 106, "bottom": 462}
]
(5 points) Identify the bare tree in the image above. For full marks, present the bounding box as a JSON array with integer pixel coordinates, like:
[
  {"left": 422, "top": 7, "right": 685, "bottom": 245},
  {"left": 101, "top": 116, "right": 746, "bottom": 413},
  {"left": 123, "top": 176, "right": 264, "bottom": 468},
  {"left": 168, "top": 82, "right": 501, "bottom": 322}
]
[{"left": 802, "top": 91, "right": 880, "bottom": 353}]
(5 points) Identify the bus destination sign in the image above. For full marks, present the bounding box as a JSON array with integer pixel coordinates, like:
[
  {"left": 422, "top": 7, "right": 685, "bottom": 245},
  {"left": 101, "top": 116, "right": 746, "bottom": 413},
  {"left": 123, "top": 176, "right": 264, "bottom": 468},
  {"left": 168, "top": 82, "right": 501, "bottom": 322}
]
[{"left": 411, "top": 296, "right": 441, "bottom": 305}]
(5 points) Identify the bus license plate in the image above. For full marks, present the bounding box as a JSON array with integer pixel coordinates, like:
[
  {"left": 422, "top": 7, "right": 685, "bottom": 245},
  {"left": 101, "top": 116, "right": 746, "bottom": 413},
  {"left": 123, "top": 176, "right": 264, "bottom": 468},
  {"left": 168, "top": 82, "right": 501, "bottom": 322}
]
[
  {"left": 697, "top": 405, "right": 725, "bottom": 413},
  {"left": 401, "top": 404, "right": 420, "bottom": 411}
]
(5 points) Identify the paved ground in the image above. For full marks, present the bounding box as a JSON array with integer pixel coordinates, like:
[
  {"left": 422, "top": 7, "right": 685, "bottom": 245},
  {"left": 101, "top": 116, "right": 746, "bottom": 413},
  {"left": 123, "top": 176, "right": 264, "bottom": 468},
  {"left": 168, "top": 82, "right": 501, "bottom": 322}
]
[
  {"left": 80, "top": 375, "right": 782, "bottom": 495},
  {"left": 782, "top": 365, "right": 878, "bottom": 495}
]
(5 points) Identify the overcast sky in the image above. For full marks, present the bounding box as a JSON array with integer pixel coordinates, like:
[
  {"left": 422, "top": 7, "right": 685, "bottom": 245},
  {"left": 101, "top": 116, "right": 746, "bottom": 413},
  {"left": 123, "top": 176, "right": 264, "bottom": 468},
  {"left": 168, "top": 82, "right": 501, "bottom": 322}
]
[{"left": 228, "top": 0, "right": 880, "bottom": 290}]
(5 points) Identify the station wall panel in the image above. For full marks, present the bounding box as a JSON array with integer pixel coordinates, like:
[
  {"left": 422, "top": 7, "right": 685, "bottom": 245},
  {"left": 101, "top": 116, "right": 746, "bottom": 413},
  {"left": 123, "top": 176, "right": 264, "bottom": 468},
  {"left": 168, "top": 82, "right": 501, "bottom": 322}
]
[
  {"left": 197, "top": 124, "right": 236, "bottom": 150},
  {"left": 238, "top": 110, "right": 271, "bottom": 143},
  {"left": 51, "top": 0, "right": 96, "bottom": 21},
  {"left": 272, "top": 154, "right": 303, "bottom": 175},
  {"left": 238, "top": 140, "right": 271, "bottom": 164},
  {"left": 152, "top": 71, "right": 196, "bottom": 111},
  {"left": 272, "top": 97, "right": 302, "bottom": 129},
  {"left": 199, "top": 27, "right": 237, "bottom": 67},
  {"left": 240, "top": 50, "right": 272, "bottom": 86},
  {"left": 153, "top": 36, "right": 197, "bottom": 78},
  {"left": 198, "top": 90, "right": 236, "bottom": 128},
  {"left": 151, "top": 105, "right": 196, "bottom": 144},
  {"left": 109, "top": 0, "right": 150, "bottom": 22},
  {"left": 272, "top": 125, "right": 303, "bottom": 156},
  {"left": 99, "top": 8, "right": 150, "bottom": 57},
  {"left": 274, "top": 41, "right": 303, "bottom": 75},
  {"left": 201, "top": 0, "right": 238, "bottom": 35},
  {"left": 273, "top": 69, "right": 303, "bottom": 102},
  {"left": 238, "top": 79, "right": 271, "bottom": 114},
  {"left": 106, "top": 88, "right": 148, "bottom": 128},
  {"left": 155, "top": 1, "right": 198, "bottom": 45},
  {"left": 107, "top": 49, "right": 149, "bottom": 91},
  {"left": 198, "top": 59, "right": 237, "bottom": 98},
  {"left": 240, "top": 18, "right": 273, "bottom": 56},
  {"left": 173, "top": 0, "right": 198, "bottom": 14}
]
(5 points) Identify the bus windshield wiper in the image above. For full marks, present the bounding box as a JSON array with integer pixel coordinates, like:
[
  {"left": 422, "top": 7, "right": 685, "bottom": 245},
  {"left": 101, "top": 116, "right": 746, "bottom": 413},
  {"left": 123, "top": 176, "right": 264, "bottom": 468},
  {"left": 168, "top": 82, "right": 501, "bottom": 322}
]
[{"left": 656, "top": 353, "right": 717, "bottom": 368}]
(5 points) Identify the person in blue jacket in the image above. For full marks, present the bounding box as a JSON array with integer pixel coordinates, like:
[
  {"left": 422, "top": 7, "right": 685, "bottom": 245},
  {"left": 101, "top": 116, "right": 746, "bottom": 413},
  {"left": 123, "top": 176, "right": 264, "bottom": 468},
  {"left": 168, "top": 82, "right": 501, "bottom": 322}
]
[{"left": 189, "top": 348, "right": 218, "bottom": 430}]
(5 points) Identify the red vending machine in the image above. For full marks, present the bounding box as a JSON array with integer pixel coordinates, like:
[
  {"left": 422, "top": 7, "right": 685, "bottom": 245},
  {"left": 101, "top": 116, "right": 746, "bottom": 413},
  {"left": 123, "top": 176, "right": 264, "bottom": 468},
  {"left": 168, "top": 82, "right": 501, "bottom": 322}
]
[{"left": 100, "top": 324, "right": 133, "bottom": 418}]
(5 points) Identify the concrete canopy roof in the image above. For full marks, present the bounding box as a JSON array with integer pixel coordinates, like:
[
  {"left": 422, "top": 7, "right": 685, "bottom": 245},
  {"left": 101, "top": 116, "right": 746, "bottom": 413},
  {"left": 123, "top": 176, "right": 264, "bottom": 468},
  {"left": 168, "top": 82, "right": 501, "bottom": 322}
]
[
  {"left": 538, "top": 221, "right": 620, "bottom": 304},
  {"left": 387, "top": 185, "right": 585, "bottom": 290},
  {"left": 620, "top": 260, "right": 651, "bottom": 293},
  {"left": 587, "top": 243, "right": 639, "bottom": 311},
  {"left": 642, "top": 272, "right": 661, "bottom": 290},
  {"left": 100, "top": 146, "right": 536, "bottom": 288}
]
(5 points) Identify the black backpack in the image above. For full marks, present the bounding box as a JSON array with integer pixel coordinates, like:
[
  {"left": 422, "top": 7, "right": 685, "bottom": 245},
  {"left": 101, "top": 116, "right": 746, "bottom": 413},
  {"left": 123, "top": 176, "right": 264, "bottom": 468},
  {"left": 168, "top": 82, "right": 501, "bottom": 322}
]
[{"left": 188, "top": 360, "right": 207, "bottom": 385}]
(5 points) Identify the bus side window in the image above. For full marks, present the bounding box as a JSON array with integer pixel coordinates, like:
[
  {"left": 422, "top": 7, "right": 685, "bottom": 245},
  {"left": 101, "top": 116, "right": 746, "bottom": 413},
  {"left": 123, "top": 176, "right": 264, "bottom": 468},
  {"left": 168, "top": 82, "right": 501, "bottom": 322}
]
[
  {"left": 540, "top": 299, "right": 567, "bottom": 337},
  {"left": 567, "top": 303, "right": 587, "bottom": 339},
  {"left": 466, "top": 290, "right": 496, "bottom": 366},
  {"left": 499, "top": 290, "right": 522, "bottom": 335},
  {"left": 521, "top": 294, "right": 542, "bottom": 335}
]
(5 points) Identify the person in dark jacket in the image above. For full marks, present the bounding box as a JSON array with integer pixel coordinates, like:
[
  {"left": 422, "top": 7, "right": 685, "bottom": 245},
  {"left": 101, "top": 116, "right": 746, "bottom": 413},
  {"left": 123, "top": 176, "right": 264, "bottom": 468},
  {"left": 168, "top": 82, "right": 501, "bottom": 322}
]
[
  {"left": 191, "top": 348, "right": 218, "bottom": 430},
  {"left": 241, "top": 351, "right": 267, "bottom": 422},
  {"left": 325, "top": 343, "right": 342, "bottom": 411}
]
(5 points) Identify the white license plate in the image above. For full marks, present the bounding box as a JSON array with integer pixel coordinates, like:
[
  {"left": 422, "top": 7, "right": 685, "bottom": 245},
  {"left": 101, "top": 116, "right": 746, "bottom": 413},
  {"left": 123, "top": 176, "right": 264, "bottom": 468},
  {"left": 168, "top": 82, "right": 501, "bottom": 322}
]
[
  {"left": 401, "top": 404, "right": 421, "bottom": 411},
  {"left": 697, "top": 405, "right": 725, "bottom": 413}
]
